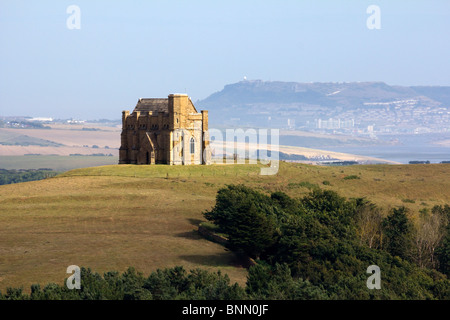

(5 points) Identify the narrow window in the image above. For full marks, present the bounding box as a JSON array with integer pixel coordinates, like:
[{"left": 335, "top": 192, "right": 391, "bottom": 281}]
[{"left": 190, "top": 137, "right": 195, "bottom": 154}]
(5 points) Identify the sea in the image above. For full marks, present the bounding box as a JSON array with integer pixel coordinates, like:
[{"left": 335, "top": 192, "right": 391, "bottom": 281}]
[{"left": 324, "top": 133, "right": 450, "bottom": 164}]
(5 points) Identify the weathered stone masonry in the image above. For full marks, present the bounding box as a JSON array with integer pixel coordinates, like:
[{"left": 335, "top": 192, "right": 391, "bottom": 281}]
[{"left": 119, "top": 94, "right": 211, "bottom": 165}]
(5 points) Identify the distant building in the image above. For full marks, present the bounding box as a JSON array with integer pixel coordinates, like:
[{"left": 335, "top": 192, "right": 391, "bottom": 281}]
[
  {"left": 316, "top": 118, "right": 354, "bottom": 129},
  {"left": 67, "top": 119, "right": 85, "bottom": 124},
  {"left": 29, "top": 117, "right": 53, "bottom": 122},
  {"left": 119, "top": 94, "right": 210, "bottom": 165},
  {"left": 287, "top": 118, "right": 295, "bottom": 129}
]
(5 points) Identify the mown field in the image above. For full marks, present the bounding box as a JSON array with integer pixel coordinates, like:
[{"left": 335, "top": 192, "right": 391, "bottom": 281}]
[{"left": 0, "top": 161, "right": 449, "bottom": 292}]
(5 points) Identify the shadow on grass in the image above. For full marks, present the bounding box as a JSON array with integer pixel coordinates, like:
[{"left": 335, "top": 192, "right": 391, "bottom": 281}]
[
  {"left": 178, "top": 252, "right": 245, "bottom": 268},
  {"left": 175, "top": 230, "right": 203, "bottom": 240},
  {"left": 187, "top": 218, "right": 203, "bottom": 226}
]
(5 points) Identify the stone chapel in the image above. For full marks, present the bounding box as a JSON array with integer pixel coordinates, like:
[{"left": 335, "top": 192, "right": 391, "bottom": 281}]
[{"left": 119, "top": 94, "right": 210, "bottom": 165}]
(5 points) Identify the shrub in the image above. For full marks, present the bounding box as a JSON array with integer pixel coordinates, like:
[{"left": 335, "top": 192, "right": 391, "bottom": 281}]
[
  {"left": 343, "top": 175, "right": 360, "bottom": 180},
  {"left": 287, "top": 181, "right": 320, "bottom": 190}
]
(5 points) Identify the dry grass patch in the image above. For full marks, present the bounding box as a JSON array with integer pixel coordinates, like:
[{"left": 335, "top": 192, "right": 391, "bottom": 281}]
[{"left": 1, "top": 162, "right": 450, "bottom": 291}]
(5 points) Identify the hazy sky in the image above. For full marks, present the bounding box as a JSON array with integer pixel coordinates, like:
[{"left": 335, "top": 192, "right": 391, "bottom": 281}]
[{"left": 0, "top": 0, "right": 449, "bottom": 119}]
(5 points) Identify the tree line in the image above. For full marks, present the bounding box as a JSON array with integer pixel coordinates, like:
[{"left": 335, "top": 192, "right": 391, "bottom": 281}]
[{"left": 0, "top": 169, "right": 60, "bottom": 185}]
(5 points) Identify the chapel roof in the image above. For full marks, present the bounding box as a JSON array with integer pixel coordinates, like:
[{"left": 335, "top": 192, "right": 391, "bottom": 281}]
[{"left": 134, "top": 98, "right": 169, "bottom": 113}]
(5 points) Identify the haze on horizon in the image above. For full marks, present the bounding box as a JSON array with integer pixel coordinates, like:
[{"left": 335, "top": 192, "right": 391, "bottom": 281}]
[{"left": 0, "top": 0, "right": 449, "bottom": 119}]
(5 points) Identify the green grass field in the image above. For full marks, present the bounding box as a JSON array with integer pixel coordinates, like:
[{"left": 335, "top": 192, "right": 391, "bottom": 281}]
[{"left": 0, "top": 161, "right": 449, "bottom": 292}]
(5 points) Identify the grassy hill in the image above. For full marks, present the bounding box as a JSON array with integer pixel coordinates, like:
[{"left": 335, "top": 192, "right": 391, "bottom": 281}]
[{"left": 0, "top": 161, "right": 449, "bottom": 292}]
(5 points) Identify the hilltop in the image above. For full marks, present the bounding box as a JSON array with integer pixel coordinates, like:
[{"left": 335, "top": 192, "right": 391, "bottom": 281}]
[
  {"left": 196, "top": 80, "right": 450, "bottom": 131},
  {"left": 1, "top": 161, "right": 450, "bottom": 292}
]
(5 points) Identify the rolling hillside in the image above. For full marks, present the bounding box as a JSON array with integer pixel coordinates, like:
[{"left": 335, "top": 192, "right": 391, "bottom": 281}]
[{"left": 1, "top": 161, "right": 450, "bottom": 292}]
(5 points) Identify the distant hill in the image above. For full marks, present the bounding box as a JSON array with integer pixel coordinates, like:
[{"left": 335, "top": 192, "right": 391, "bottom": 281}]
[
  {"left": 410, "top": 86, "right": 450, "bottom": 105},
  {"left": 196, "top": 80, "right": 450, "bottom": 129}
]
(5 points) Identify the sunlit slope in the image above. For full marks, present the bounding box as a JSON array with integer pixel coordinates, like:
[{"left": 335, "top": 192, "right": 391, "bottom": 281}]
[{"left": 0, "top": 162, "right": 449, "bottom": 291}]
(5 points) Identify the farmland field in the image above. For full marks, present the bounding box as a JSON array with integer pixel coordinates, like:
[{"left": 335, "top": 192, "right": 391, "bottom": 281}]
[
  {"left": 0, "top": 126, "right": 397, "bottom": 167},
  {"left": 0, "top": 156, "right": 119, "bottom": 171}
]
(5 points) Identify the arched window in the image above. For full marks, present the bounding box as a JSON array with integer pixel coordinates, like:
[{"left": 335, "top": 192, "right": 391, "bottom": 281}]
[{"left": 190, "top": 137, "right": 195, "bottom": 154}]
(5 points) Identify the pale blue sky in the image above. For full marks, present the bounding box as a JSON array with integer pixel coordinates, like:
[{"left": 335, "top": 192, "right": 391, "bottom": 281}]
[{"left": 0, "top": 0, "right": 449, "bottom": 119}]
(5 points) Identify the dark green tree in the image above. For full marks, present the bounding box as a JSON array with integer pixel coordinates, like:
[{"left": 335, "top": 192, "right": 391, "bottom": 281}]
[
  {"left": 382, "top": 207, "right": 414, "bottom": 261},
  {"left": 434, "top": 205, "right": 450, "bottom": 276},
  {"left": 204, "top": 184, "right": 279, "bottom": 258},
  {"left": 246, "top": 263, "right": 328, "bottom": 300},
  {"left": 301, "top": 189, "right": 357, "bottom": 239}
]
